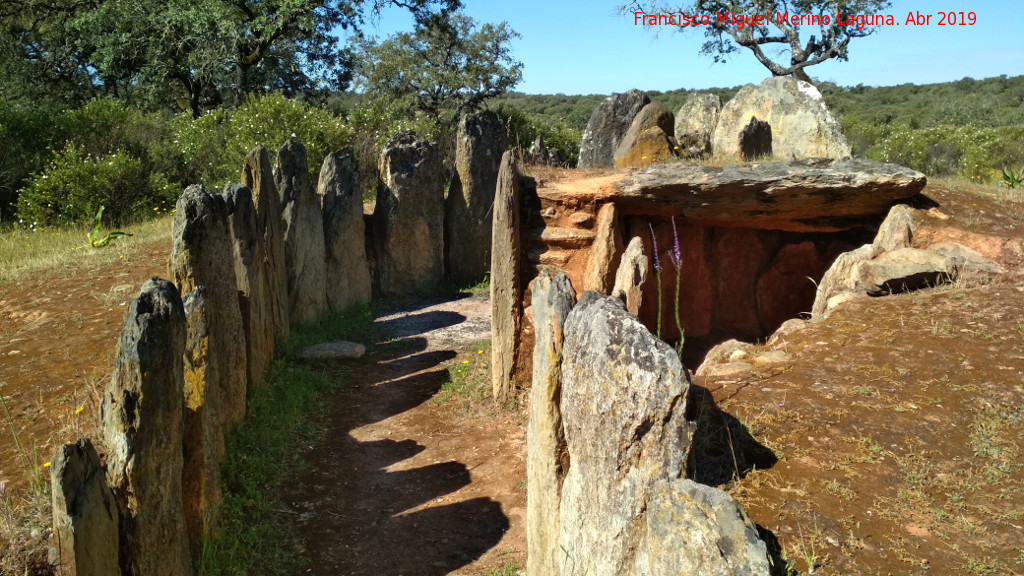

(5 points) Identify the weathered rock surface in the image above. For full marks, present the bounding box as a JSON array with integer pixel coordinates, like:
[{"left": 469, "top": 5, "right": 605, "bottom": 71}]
[
  {"left": 739, "top": 116, "right": 772, "bottom": 160},
  {"left": 170, "top": 184, "right": 248, "bottom": 431},
  {"left": 277, "top": 139, "right": 328, "bottom": 324},
  {"left": 295, "top": 341, "right": 366, "bottom": 361},
  {"left": 374, "top": 131, "right": 445, "bottom": 295},
  {"left": 713, "top": 76, "right": 851, "bottom": 160},
  {"left": 928, "top": 241, "right": 1005, "bottom": 277},
  {"left": 100, "top": 278, "right": 194, "bottom": 576},
  {"left": 51, "top": 438, "right": 120, "bottom": 576},
  {"left": 631, "top": 478, "right": 771, "bottom": 575},
  {"left": 613, "top": 102, "right": 676, "bottom": 169},
  {"left": 714, "top": 228, "right": 767, "bottom": 339},
  {"left": 756, "top": 241, "right": 825, "bottom": 331},
  {"left": 853, "top": 248, "right": 956, "bottom": 296},
  {"left": 491, "top": 151, "right": 522, "bottom": 403},
  {"left": 222, "top": 183, "right": 274, "bottom": 392},
  {"left": 811, "top": 243, "right": 881, "bottom": 316},
  {"left": 447, "top": 111, "right": 506, "bottom": 286},
  {"left": 527, "top": 269, "right": 576, "bottom": 576},
  {"left": 579, "top": 89, "right": 650, "bottom": 169},
  {"left": 583, "top": 203, "right": 623, "bottom": 293},
  {"left": 674, "top": 92, "right": 721, "bottom": 158},
  {"left": 697, "top": 339, "right": 753, "bottom": 376},
  {"left": 242, "top": 147, "right": 289, "bottom": 344},
  {"left": 319, "top": 147, "right": 372, "bottom": 312},
  {"left": 614, "top": 158, "right": 927, "bottom": 232},
  {"left": 558, "top": 292, "right": 695, "bottom": 576},
  {"left": 874, "top": 204, "right": 916, "bottom": 252},
  {"left": 611, "top": 236, "right": 648, "bottom": 315}
]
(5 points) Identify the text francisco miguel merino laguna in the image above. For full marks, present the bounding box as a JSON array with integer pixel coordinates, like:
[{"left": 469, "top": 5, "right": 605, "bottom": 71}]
[{"left": 634, "top": 10, "right": 901, "bottom": 29}]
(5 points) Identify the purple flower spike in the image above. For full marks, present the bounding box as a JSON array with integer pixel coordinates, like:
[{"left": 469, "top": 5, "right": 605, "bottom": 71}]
[
  {"left": 669, "top": 216, "right": 682, "bottom": 269},
  {"left": 648, "top": 222, "right": 661, "bottom": 272}
]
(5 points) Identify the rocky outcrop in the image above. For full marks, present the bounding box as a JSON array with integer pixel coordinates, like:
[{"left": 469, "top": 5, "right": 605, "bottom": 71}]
[
  {"left": 674, "top": 92, "right": 721, "bottom": 158},
  {"left": 811, "top": 243, "right": 881, "bottom": 316},
  {"left": 222, "top": 183, "right": 274, "bottom": 393},
  {"left": 853, "top": 248, "right": 956, "bottom": 296},
  {"left": 611, "top": 236, "right": 648, "bottom": 315},
  {"left": 100, "top": 278, "right": 193, "bottom": 576},
  {"left": 447, "top": 111, "right": 506, "bottom": 286},
  {"left": 613, "top": 102, "right": 676, "bottom": 169},
  {"left": 928, "top": 241, "right": 1005, "bottom": 277},
  {"left": 374, "top": 131, "right": 445, "bottom": 295},
  {"left": 713, "top": 76, "right": 851, "bottom": 160},
  {"left": 319, "top": 147, "right": 372, "bottom": 312},
  {"left": 277, "top": 139, "right": 328, "bottom": 324},
  {"left": 51, "top": 438, "right": 120, "bottom": 576},
  {"left": 583, "top": 203, "right": 623, "bottom": 293},
  {"left": 242, "top": 147, "right": 289, "bottom": 344},
  {"left": 739, "top": 116, "right": 772, "bottom": 160},
  {"left": 558, "top": 292, "right": 696, "bottom": 576},
  {"left": 491, "top": 151, "right": 522, "bottom": 403},
  {"left": 579, "top": 89, "right": 650, "bottom": 169},
  {"left": 527, "top": 269, "right": 575, "bottom": 576},
  {"left": 613, "top": 158, "right": 927, "bottom": 232}
]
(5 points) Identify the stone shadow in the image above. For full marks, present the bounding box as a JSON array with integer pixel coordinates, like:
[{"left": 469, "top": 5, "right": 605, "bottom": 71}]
[{"left": 686, "top": 383, "right": 779, "bottom": 486}]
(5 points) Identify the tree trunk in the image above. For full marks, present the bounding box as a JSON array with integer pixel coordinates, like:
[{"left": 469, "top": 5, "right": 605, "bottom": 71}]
[{"left": 792, "top": 67, "right": 813, "bottom": 84}]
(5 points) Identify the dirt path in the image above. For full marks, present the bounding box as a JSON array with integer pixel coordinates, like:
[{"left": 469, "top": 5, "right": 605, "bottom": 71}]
[{"left": 286, "top": 293, "right": 528, "bottom": 575}]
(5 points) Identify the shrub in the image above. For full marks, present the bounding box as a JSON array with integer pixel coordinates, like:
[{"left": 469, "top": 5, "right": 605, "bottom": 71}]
[
  {"left": 16, "top": 144, "right": 178, "bottom": 227},
  {"left": 494, "top": 103, "right": 582, "bottom": 166},
  {"left": 866, "top": 124, "right": 1024, "bottom": 183},
  {"left": 0, "top": 101, "right": 61, "bottom": 220}
]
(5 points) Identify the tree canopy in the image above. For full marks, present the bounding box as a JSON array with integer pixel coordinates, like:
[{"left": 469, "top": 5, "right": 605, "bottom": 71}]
[{"left": 623, "top": 0, "right": 892, "bottom": 82}]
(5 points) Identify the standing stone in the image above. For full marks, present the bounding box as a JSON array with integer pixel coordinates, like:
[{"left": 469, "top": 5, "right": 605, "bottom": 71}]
[
  {"left": 528, "top": 135, "right": 550, "bottom": 165},
  {"left": 319, "top": 147, "right": 371, "bottom": 312},
  {"left": 674, "top": 92, "right": 721, "bottom": 158},
  {"left": 276, "top": 139, "right": 328, "bottom": 324},
  {"left": 578, "top": 89, "right": 650, "bottom": 169},
  {"left": 756, "top": 241, "right": 824, "bottom": 332},
  {"left": 583, "top": 203, "right": 623, "bottom": 293},
  {"left": 527, "top": 270, "right": 576, "bottom": 576},
  {"left": 611, "top": 236, "right": 648, "bottom": 315},
  {"left": 222, "top": 184, "right": 274, "bottom": 392},
  {"left": 375, "top": 131, "right": 445, "bottom": 295},
  {"left": 713, "top": 76, "right": 851, "bottom": 160},
  {"left": 739, "top": 116, "right": 773, "bottom": 160},
  {"left": 51, "top": 438, "right": 120, "bottom": 576},
  {"left": 242, "top": 147, "right": 289, "bottom": 345},
  {"left": 873, "top": 204, "right": 916, "bottom": 252},
  {"left": 447, "top": 110, "right": 507, "bottom": 286},
  {"left": 100, "top": 278, "right": 193, "bottom": 576},
  {"left": 811, "top": 243, "right": 881, "bottom": 316},
  {"left": 491, "top": 151, "right": 522, "bottom": 403},
  {"left": 714, "top": 228, "right": 768, "bottom": 340},
  {"left": 613, "top": 102, "right": 676, "bottom": 169},
  {"left": 558, "top": 292, "right": 695, "bottom": 576}
]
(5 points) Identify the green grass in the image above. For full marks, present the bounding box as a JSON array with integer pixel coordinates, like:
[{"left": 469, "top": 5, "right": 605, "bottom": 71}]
[
  {"left": 434, "top": 340, "right": 492, "bottom": 407},
  {"left": 199, "top": 304, "right": 376, "bottom": 576}
]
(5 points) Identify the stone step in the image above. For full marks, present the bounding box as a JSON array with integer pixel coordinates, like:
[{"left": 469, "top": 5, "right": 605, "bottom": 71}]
[
  {"left": 525, "top": 227, "right": 596, "bottom": 249},
  {"left": 525, "top": 249, "right": 573, "bottom": 267}
]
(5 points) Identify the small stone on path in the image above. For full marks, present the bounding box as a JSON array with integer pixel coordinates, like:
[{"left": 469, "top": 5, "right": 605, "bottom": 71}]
[{"left": 296, "top": 341, "right": 366, "bottom": 361}]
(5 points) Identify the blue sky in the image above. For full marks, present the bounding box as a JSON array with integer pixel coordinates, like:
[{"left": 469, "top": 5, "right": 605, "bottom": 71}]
[{"left": 360, "top": 0, "right": 1024, "bottom": 94}]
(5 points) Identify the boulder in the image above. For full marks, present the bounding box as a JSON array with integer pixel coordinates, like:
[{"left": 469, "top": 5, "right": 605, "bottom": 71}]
[
  {"left": 811, "top": 243, "right": 881, "bottom": 316},
  {"left": 873, "top": 204, "right": 916, "bottom": 252},
  {"left": 490, "top": 151, "right": 522, "bottom": 403},
  {"left": 927, "top": 241, "right": 1005, "bottom": 277},
  {"left": 611, "top": 236, "right": 649, "bottom": 315},
  {"left": 739, "top": 116, "right": 772, "bottom": 160},
  {"left": 558, "top": 292, "right": 695, "bottom": 576},
  {"left": 674, "top": 92, "right": 721, "bottom": 158},
  {"left": 221, "top": 183, "right": 275, "bottom": 392},
  {"left": 295, "top": 340, "right": 366, "bottom": 361},
  {"left": 853, "top": 248, "right": 956, "bottom": 295},
  {"left": 319, "top": 147, "right": 372, "bottom": 312},
  {"left": 374, "top": 131, "right": 445, "bottom": 295},
  {"left": 578, "top": 89, "right": 650, "bottom": 169},
  {"left": 613, "top": 102, "right": 676, "bottom": 169},
  {"left": 51, "top": 438, "right": 120, "bottom": 576},
  {"left": 276, "top": 138, "right": 328, "bottom": 324},
  {"left": 170, "top": 184, "right": 248, "bottom": 431},
  {"left": 697, "top": 339, "right": 753, "bottom": 376},
  {"left": 100, "top": 278, "right": 193, "bottom": 576},
  {"left": 527, "top": 269, "right": 576, "bottom": 576},
  {"left": 583, "top": 203, "right": 623, "bottom": 293},
  {"left": 713, "top": 76, "right": 851, "bottom": 160},
  {"left": 447, "top": 110, "right": 506, "bottom": 286},
  {"left": 242, "top": 147, "right": 289, "bottom": 344},
  {"left": 613, "top": 158, "right": 927, "bottom": 233}
]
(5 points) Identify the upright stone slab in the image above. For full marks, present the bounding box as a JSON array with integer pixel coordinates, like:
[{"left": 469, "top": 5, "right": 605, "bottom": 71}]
[
  {"left": 319, "top": 147, "right": 371, "bottom": 313},
  {"left": 578, "top": 89, "right": 650, "bottom": 169},
  {"left": 374, "top": 131, "right": 445, "bottom": 295},
  {"left": 100, "top": 278, "right": 193, "bottom": 576},
  {"left": 242, "top": 147, "right": 289, "bottom": 344},
  {"left": 558, "top": 292, "right": 694, "bottom": 576},
  {"left": 276, "top": 139, "right": 328, "bottom": 324},
  {"left": 447, "top": 110, "right": 507, "bottom": 286},
  {"left": 490, "top": 151, "right": 522, "bottom": 402},
  {"left": 222, "top": 183, "right": 274, "bottom": 392},
  {"left": 613, "top": 102, "right": 676, "bottom": 169},
  {"left": 51, "top": 438, "right": 120, "bottom": 576},
  {"left": 583, "top": 203, "right": 623, "bottom": 293},
  {"left": 612, "top": 236, "right": 649, "bottom": 315},
  {"left": 527, "top": 270, "right": 576, "bottom": 576},
  {"left": 873, "top": 204, "right": 916, "bottom": 252},
  {"left": 674, "top": 92, "right": 721, "bottom": 158}
]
